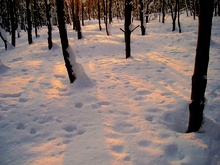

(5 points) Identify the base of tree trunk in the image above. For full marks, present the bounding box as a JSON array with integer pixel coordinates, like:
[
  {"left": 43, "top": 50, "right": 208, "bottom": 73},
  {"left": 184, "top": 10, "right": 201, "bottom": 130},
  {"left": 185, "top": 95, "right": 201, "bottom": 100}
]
[{"left": 187, "top": 101, "right": 204, "bottom": 133}]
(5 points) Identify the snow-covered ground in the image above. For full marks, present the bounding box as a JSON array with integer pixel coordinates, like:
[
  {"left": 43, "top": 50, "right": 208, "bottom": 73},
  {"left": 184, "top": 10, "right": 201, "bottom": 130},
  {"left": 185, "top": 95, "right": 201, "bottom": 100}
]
[{"left": 0, "top": 14, "right": 219, "bottom": 165}]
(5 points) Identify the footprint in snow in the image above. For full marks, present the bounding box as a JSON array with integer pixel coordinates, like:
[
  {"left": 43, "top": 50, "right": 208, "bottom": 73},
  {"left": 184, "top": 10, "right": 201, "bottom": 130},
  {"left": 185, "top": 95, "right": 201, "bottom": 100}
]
[
  {"left": 113, "top": 122, "right": 140, "bottom": 134},
  {"left": 75, "top": 102, "right": 83, "bottom": 108},
  {"left": 111, "top": 145, "right": 124, "bottom": 154},
  {"left": 16, "top": 122, "right": 25, "bottom": 130},
  {"left": 165, "top": 144, "right": 185, "bottom": 160}
]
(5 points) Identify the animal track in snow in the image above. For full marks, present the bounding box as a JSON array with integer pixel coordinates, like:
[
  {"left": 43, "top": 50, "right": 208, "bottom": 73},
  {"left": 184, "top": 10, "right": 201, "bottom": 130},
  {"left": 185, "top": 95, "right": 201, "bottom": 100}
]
[
  {"left": 30, "top": 128, "right": 37, "bottom": 134},
  {"left": 16, "top": 122, "right": 25, "bottom": 130},
  {"left": 113, "top": 122, "right": 140, "bottom": 134},
  {"left": 62, "top": 125, "right": 77, "bottom": 132},
  {"left": 165, "top": 144, "right": 185, "bottom": 160},
  {"left": 136, "top": 90, "right": 152, "bottom": 95},
  {"left": 111, "top": 145, "right": 124, "bottom": 154},
  {"left": 137, "top": 140, "right": 150, "bottom": 147},
  {"left": 75, "top": 102, "right": 83, "bottom": 108}
]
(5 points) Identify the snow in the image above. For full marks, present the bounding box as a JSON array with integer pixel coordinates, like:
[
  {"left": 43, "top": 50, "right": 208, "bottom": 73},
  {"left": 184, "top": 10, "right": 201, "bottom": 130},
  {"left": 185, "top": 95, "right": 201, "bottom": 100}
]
[{"left": 0, "top": 14, "right": 220, "bottom": 165}]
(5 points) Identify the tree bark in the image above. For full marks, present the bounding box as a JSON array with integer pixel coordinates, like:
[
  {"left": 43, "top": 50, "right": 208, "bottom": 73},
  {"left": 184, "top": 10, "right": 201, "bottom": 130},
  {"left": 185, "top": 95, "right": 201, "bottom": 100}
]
[
  {"left": 26, "top": 0, "right": 33, "bottom": 44},
  {"left": 187, "top": 0, "right": 214, "bottom": 133},
  {"left": 177, "top": 0, "right": 181, "bottom": 33},
  {"left": 125, "top": 0, "right": 132, "bottom": 59},
  {"left": 82, "top": 2, "right": 84, "bottom": 26},
  {"left": 9, "top": 0, "right": 16, "bottom": 47},
  {"left": 33, "top": 0, "right": 38, "bottom": 38},
  {"left": 56, "top": 0, "right": 76, "bottom": 83},
  {"left": 140, "top": 0, "right": 145, "bottom": 35},
  {"left": 98, "top": 0, "right": 102, "bottom": 30},
  {"left": 162, "top": 0, "right": 165, "bottom": 23},
  {"left": 109, "top": 0, "right": 112, "bottom": 23},
  {"left": 172, "top": 0, "right": 178, "bottom": 31},
  {"left": 45, "top": 0, "right": 52, "bottom": 49},
  {"left": 71, "top": 0, "right": 76, "bottom": 30},
  {"left": 76, "top": 0, "right": 82, "bottom": 39}
]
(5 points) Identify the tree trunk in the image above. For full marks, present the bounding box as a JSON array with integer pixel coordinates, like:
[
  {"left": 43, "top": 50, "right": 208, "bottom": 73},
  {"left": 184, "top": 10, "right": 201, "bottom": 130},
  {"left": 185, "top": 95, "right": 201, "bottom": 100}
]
[
  {"left": 109, "top": 0, "right": 112, "bottom": 23},
  {"left": 162, "top": 0, "right": 165, "bottom": 23},
  {"left": 187, "top": 0, "right": 214, "bottom": 133},
  {"left": 56, "top": 0, "right": 76, "bottom": 83},
  {"left": 33, "top": 0, "right": 38, "bottom": 38},
  {"left": 172, "top": 0, "right": 178, "bottom": 31},
  {"left": 9, "top": 0, "right": 16, "bottom": 47},
  {"left": 140, "top": 0, "right": 145, "bottom": 35},
  {"left": 125, "top": 0, "right": 132, "bottom": 59},
  {"left": 45, "top": 0, "right": 52, "bottom": 50},
  {"left": 82, "top": 3, "right": 84, "bottom": 26},
  {"left": 26, "top": 0, "right": 33, "bottom": 44},
  {"left": 98, "top": 0, "right": 102, "bottom": 30},
  {"left": 177, "top": 0, "right": 181, "bottom": 33},
  {"left": 71, "top": 0, "right": 76, "bottom": 30},
  {"left": 76, "top": 0, "right": 82, "bottom": 39}
]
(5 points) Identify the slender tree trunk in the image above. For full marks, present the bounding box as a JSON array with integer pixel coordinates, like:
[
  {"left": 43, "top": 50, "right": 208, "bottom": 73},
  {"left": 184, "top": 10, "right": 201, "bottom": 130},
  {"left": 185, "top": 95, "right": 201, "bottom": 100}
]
[
  {"left": 109, "top": 0, "right": 112, "bottom": 23},
  {"left": 125, "top": 0, "right": 132, "bottom": 59},
  {"left": 172, "top": 0, "right": 178, "bottom": 31},
  {"left": 56, "top": 0, "right": 76, "bottom": 83},
  {"left": 140, "top": 0, "right": 145, "bottom": 35},
  {"left": 9, "top": 0, "right": 16, "bottom": 47},
  {"left": 185, "top": 0, "right": 189, "bottom": 17},
  {"left": 76, "top": 0, "right": 82, "bottom": 39},
  {"left": 26, "top": 0, "right": 33, "bottom": 44},
  {"left": 162, "top": 0, "right": 165, "bottom": 23},
  {"left": 45, "top": 0, "right": 52, "bottom": 49},
  {"left": 82, "top": 2, "right": 84, "bottom": 26},
  {"left": 71, "top": 0, "right": 76, "bottom": 30},
  {"left": 98, "top": 0, "right": 102, "bottom": 30},
  {"left": 187, "top": 0, "right": 214, "bottom": 133},
  {"left": 146, "top": 3, "right": 149, "bottom": 23},
  {"left": 177, "top": 0, "right": 181, "bottom": 33},
  {"left": 33, "top": 0, "right": 38, "bottom": 38}
]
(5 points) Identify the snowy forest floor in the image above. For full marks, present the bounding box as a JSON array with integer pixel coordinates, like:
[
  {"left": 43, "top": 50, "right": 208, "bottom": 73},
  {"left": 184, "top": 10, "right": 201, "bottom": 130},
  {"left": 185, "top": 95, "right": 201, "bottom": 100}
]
[{"left": 0, "top": 14, "right": 220, "bottom": 165}]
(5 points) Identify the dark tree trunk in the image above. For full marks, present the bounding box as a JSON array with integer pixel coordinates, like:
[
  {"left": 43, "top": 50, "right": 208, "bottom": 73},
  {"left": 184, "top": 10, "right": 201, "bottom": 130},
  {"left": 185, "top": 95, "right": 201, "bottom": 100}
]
[
  {"left": 76, "top": 0, "right": 82, "bottom": 39},
  {"left": 88, "top": 0, "right": 91, "bottom": 20},
  {"left": 33, "top": 0, "right": 38, "bottom": 38},
  {"left": 162, "top": 0, "right": 165, "bottom": 23},
  {"left": 71, "top": 0, "right": 76, "bottom": 30},
  {"left": 109, "top": 0, "right": 112, "bottom": 23},
  {"left": 82, "top": 3, "right": 84, "bottom": 26},
  {"left": 103, "top": 0, "right": 109, "bottom": 35},
  {"left": 146, "top": 3, "right": 149, "bottom": 23},
  {"left": 172, "top": 0, "right": 178, "bottom": 31},
  {"left": 140, "top": 0, "right": 145, "bottom": 35},
  {"left": 98, "top": 0, "right": 102, "bottom": 30},
  {"left": 9, "top": 0, "right": 16, "bottom": 47},
  {"left": 26, "top": 0, "right": 33, "bottom": 44},
  {"left": 45, "top": 0, "right": 52, "bottom": 50},
  {"left": 177, "top": 0, "right": 181, "bottom": 33},
  {"left": 125, "top": 0, "right": 132, "bottom": 59},
  {"left": 56, "top": 0, "right": 76, "bottom": 83},
  {"left": 187, "top": 0, "right": 214, "bottom": 133}
]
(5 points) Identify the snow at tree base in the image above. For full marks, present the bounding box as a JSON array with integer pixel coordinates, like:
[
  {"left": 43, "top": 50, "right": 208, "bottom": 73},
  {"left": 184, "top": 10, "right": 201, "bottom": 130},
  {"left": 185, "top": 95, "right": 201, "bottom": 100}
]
[{"left": 0, "top": 15, "right": 220, "bottom": 165}]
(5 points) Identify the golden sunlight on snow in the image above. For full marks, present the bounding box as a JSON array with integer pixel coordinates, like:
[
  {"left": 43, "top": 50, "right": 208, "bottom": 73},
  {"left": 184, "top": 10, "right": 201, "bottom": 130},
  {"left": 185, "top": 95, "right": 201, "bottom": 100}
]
[{"left": 29, "top": 138, "right": 65, "bottom": 165}]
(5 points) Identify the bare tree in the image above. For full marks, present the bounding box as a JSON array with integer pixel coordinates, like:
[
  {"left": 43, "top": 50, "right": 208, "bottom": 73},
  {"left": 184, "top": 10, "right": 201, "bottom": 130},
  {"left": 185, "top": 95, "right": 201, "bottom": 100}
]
[
  {"left": 45, "top": 0, "right": 52, "bottom": 49},
  {"left": 56, "top": 0, "right": 76, "bottom": 83},
  {"left": 26, "top": 0, "right": 33, "bottom": 44},
  {"left": 187, "top": 0, "right": 214, "bottom": 133}
]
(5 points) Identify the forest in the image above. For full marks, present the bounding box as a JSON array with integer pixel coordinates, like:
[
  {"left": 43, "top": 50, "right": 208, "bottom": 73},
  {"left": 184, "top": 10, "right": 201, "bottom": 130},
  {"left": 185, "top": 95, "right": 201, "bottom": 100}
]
[{"left": 0, "top": 0, "right": 220, "bottom": 165}]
